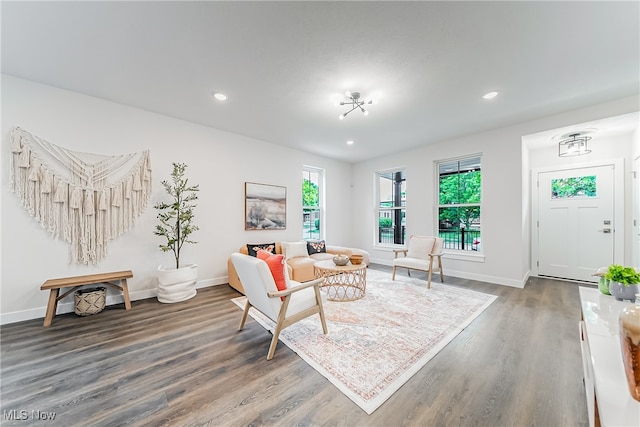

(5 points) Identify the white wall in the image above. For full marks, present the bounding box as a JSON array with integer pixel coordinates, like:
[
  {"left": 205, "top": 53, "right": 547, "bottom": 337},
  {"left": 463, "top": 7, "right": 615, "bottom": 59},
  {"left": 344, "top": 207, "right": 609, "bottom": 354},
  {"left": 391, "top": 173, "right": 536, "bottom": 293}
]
[
  {"left": 351, "top": 124, "right": 527, "bottom": 288},
  {"left": 2, "top": 75, "right": 638, "bottom": 324},
  {"left": 528, "top": 129, "right": 634, "bottom": 266},
  {"left": 351, "top": 96, "right": 639, "bottom": 288},
  {"left": 1, "top": 75, "right": 353, "bottom": 324},
  {"left": 632, "top": 126, "right": 640, "bottom": 269}
]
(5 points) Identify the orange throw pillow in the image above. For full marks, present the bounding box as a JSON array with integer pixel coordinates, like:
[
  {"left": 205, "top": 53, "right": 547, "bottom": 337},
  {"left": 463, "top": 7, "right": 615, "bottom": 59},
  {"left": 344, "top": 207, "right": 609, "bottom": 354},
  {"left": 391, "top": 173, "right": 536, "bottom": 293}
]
[{"left": 256, "top": 250, "right": 288, "bottom": 297}]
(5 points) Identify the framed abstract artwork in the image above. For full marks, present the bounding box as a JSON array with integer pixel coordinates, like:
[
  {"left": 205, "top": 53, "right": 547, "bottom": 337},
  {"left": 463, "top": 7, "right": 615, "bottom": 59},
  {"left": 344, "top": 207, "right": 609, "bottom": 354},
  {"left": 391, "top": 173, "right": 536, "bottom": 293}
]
[{"left": 245, "top": 182, "right": 286, "bottom": 230}]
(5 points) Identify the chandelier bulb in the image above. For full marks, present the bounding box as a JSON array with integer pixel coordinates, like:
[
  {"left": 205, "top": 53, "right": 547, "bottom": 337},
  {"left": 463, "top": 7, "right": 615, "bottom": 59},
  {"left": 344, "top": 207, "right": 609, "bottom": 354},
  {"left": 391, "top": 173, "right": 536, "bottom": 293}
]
[
  {"left": 363, "top": 109, "right": 369, "bottom": 116},
  {"left": 345, "top": 90, "right": 352, "bottom": 98},
  {"left": 339, "top": 114, "right": 345, "bottom": 120}
]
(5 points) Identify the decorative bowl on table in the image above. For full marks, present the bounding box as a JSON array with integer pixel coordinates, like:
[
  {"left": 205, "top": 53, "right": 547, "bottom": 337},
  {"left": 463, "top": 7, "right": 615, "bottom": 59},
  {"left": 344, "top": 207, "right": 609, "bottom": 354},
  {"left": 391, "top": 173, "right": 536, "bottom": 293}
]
[
  {"left": 333, "top": 255, "right": 349, "bottom": 266},
  {"left": 349, "top": 254, "right": 364, "bottom": 265}
]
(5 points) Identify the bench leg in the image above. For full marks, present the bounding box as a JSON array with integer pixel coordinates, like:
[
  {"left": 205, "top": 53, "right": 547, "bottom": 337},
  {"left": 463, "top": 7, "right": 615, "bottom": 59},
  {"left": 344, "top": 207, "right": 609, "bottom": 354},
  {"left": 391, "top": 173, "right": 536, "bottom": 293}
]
[
  {"left": 43, "top": 289, "right": 59, "bottom": 327},
  {"left": 121, "top": 279, "right": 132, "bottom": 310}
]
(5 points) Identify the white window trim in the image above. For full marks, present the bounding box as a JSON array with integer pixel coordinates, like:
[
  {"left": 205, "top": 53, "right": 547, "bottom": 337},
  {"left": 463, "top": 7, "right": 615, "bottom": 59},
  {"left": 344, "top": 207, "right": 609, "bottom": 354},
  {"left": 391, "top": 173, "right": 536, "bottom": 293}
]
[
  {"left": 302, "top": 165, "right": 325, "bottom": 241},
  {"left": 375, "top": 167, "right": 406, "bottom": 248},
  {"left": 435, "top": 154, "right": 483, "bottom": 257}
]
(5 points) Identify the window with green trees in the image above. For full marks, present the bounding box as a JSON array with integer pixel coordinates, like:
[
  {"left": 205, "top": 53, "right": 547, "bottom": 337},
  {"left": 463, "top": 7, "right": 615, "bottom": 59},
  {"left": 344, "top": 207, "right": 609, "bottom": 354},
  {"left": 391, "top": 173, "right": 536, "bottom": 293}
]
[
  {"left": 551, "top": 175, "right": 596, "bottom": 198},
  {"left": 303, "top": 167, "right": 322, "bottom": 240},
  {"left": 437, "top": 156, "right": 481, "bottom": 251},
  {"left": 376, "top": 169, "right": 406, "bottom": 246}
]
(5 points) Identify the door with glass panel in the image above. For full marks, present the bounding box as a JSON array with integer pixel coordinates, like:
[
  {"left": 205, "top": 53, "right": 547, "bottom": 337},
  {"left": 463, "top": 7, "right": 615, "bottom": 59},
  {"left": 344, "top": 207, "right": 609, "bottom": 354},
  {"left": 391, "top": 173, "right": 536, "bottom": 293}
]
[{"left": 537, "top": 165, "right": 614, "bottom": 282}]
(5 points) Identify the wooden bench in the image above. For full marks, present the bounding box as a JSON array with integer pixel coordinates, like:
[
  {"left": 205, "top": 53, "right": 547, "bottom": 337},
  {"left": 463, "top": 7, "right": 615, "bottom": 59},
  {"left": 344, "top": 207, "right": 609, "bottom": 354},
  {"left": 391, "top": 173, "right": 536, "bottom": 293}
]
[{"left": 40, "top": 270, "right": 133, "bottom": 327}]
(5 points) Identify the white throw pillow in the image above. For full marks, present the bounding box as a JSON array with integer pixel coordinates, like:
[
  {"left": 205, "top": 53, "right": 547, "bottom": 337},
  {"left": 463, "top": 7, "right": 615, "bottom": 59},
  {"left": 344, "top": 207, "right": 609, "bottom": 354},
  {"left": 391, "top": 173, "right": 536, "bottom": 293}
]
[
  {"left": 282, "top": 241, "right": 309, "bottom": 259},
  {"left": 407, "top": 236, "right": 435, "bottom": 259}
]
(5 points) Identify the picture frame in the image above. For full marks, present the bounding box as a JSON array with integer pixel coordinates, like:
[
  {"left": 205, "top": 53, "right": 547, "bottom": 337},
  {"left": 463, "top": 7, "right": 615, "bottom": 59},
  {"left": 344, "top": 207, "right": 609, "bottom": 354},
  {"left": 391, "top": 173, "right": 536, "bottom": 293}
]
[{"left": 245, "top": 182, "right": 286, "bottom": 230}]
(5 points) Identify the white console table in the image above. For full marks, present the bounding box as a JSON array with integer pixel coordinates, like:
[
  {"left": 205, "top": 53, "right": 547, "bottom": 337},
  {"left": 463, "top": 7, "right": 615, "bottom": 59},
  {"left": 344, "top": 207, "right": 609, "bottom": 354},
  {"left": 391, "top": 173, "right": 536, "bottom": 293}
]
[{"left": 579, "top": 287, "right": 640, "bottom": 426}]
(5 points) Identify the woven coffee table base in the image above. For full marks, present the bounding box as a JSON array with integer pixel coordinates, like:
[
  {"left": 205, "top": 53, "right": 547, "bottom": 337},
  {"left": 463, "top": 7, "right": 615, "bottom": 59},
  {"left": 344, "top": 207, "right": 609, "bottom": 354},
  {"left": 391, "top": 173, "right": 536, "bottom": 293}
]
[{"left": 314, "top": 261, "right": 367, "bottom": 302}]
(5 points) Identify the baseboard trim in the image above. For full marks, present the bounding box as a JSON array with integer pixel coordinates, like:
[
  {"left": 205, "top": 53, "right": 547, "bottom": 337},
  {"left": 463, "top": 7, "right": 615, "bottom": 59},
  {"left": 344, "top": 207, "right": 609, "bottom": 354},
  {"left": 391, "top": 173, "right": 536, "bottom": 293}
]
[
  {"left": 0, "top": 276, "right": 230, "bottom": 325},
  {"left": 370, "top": 258, "right": 527, "bottom": 289}
]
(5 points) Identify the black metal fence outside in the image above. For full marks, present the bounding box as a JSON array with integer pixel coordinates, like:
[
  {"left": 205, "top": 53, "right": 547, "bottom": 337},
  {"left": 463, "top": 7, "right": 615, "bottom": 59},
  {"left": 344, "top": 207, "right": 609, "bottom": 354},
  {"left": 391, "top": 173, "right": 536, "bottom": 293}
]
[
  {"left": 378, "top": 227, "right": 480, "bottom": 251},
  {"left": 378, "top": 226, "right": 406, "bottom": 245},
  {"left": 439, "top": 229, "right": 481, "bottom": 251}
]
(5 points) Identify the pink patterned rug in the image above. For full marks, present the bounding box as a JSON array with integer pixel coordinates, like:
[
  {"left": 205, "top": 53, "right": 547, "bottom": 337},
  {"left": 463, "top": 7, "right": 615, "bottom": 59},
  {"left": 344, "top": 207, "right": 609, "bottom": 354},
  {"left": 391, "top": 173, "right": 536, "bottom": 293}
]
[{"left": 231, "top": 269, "right": 497, "bottom": 414}]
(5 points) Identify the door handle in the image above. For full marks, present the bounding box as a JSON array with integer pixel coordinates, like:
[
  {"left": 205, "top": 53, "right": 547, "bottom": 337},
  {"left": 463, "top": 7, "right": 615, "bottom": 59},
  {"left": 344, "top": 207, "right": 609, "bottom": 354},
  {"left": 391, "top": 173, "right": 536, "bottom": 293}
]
[{"left": 597, "top": 228, "right": 612, "bottom": 233}]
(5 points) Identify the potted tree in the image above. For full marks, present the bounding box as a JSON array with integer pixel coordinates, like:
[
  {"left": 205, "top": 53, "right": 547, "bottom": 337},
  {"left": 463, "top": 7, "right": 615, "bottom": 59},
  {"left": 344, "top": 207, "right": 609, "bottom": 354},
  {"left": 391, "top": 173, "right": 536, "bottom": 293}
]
[
  {"left": 154, "top": 162, "right": 199, "bottom": 303},
  {"left": 605, "top": 264, "right": 640, "bottom": 302}
]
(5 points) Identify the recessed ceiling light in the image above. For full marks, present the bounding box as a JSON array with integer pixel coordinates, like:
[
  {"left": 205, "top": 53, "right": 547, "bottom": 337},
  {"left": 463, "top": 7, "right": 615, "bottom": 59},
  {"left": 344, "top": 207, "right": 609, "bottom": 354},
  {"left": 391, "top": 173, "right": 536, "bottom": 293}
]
[
  {"left": 482, "top": 91, "right": 499, "bottom": 100},
  {"left": 346, "top": 140, "right": 355, "bottom": 145},
  {"left": 212, "top": 92, "right": 227, "bottom": 101}
]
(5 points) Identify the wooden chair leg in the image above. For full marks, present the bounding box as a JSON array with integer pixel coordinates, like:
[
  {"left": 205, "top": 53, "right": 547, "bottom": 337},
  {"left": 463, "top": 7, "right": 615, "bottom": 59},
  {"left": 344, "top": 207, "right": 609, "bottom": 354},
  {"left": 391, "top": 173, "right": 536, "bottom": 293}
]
[
  {"left": 407, "top": 269, "right": 411, "bottom": 277},
  {"left": 267, "top": 322, "right": 283, "bottom": 360},
  {"left": 314, "top": 287, "right": 328, "bottom": 334},
  {"left": 238, "top": 300, "right": 251, "bottom": 330},
  {"left": 438, "top": 257, "right": 444, "bottom": 283},
  {"left": 392, "top": 266, "right": 397, "bottom": 280},
  {"left": 427, "top": 257, "right": 435, "bottom": 289},
  {"left": 266, "top": 297, "right": 292, "bottom": 360}
]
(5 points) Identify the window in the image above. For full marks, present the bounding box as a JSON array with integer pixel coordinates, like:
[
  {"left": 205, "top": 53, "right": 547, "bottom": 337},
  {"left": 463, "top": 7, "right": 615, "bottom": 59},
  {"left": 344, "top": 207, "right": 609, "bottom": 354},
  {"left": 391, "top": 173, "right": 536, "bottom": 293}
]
[
  {"left": 551, "top": 175, "right": 596, "bottom": 198},
  {"left": 437, "top": 156, "right": 481, "bottom": 251},
  {"left": 302, "top": 167, "right": 323, "bottom": 240},
  {"left": 376, "top": 169, "right": 406, "bottom": 245}
]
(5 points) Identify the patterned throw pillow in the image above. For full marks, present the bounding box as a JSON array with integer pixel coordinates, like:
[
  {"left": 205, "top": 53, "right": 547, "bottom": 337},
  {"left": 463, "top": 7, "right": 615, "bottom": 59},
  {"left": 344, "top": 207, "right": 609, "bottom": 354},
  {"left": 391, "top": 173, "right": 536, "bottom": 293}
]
[
  {"left": 306, "top": 239, "right": 326, "bottom": 255},
  {"left": 256, "top": 250, "right": 287, "bottom": 299},
  {"left": 247, "top": 242, "right": 276, "bottom": 257}
]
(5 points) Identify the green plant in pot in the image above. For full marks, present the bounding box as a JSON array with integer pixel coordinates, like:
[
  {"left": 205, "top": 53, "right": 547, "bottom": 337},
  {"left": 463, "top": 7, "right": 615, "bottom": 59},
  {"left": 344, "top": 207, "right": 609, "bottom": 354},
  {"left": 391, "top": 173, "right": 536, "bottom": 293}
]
[
  {"left": 605, "top": 264, "right": 640, "bottom": 302},
  {"left": 593, "top": 266, "right": 611, "bottom": 295},
  {"left": 154, "top": 162, "right": 200, "bottom": 303}
]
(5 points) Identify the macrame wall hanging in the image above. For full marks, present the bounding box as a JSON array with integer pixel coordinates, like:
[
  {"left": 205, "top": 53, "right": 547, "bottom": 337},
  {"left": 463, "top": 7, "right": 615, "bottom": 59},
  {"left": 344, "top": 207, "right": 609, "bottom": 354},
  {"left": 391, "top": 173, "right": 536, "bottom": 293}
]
[{"left": 9, "top": 126, "right": 152, "bottom": 265}]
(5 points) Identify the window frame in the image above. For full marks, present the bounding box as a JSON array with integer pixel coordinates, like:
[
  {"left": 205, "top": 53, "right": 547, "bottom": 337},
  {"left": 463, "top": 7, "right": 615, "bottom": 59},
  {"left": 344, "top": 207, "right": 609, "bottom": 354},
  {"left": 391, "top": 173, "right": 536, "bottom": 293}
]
[
  {"left": 436, "top": 154, "right": 483, "bottom": 256},
  {"left": 375, "top": 168, "right": 406, "bottom": 248},
  {"left": 302, "top": 166, "right": 324, "bottom": 241}
]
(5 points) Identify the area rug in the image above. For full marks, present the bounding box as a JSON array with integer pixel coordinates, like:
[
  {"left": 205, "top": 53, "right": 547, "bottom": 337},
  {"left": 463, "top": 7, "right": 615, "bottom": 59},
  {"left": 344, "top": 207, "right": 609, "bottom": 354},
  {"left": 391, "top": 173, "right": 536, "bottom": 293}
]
[{"left": 231, "top": 269, "right": 497, "bottom": 414}]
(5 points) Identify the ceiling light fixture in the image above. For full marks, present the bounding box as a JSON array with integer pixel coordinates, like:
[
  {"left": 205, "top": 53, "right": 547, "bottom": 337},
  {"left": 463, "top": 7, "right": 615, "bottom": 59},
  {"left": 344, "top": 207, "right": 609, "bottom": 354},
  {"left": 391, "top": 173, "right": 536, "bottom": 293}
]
[
  {"left": 558, "top": 133, "right": 592, "bottom": 157},
  {"left": 346, "top": 140, "right": 355, "bottom": 145},
  {"left": 338, "top": 91, "right": 373, "bottom": 120},
  {"left": 482, "top": 91, "right": 499, "bottom": 100},
  {"left": 213, "top": 92, "right": 227, "bottom": 101}
]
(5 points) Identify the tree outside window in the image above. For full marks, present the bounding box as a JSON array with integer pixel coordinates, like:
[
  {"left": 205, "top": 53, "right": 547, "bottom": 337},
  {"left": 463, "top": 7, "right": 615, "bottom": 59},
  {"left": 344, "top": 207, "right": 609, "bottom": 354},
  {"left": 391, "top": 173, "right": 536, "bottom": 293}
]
[
  {"left": 303, "top": 167, "right": 322, "bottom": 240},
  {"left": 438, "top": 156, "right": 481, "bottom": 251}
]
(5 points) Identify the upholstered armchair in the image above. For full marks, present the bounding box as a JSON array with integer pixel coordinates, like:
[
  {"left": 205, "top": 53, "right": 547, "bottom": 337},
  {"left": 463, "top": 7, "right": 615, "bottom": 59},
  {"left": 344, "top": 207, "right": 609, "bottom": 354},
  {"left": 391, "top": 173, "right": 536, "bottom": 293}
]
[
  {"left": 392, "top": 235, "right": 444, "bottom": 288},
  {"left": 230, "top": 253, "right": 328, "bottom": 360}
]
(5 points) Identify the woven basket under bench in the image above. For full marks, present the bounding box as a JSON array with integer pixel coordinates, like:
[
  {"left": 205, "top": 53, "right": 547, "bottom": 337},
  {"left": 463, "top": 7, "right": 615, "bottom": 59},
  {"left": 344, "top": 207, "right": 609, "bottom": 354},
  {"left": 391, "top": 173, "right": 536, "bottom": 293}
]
[{"left": 74, "top": 287, "right": 106, "bottom": 316}]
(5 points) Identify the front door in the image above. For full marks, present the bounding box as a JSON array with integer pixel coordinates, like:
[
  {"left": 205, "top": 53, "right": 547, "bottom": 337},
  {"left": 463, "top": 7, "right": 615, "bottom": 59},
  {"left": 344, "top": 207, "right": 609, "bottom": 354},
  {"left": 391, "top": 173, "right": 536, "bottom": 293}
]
[
  {"left": 537, "top": 165, "right": 615, "bottom": 282},
  {"left": 633, "top": 156, "right": 640, "bottom": 270}
]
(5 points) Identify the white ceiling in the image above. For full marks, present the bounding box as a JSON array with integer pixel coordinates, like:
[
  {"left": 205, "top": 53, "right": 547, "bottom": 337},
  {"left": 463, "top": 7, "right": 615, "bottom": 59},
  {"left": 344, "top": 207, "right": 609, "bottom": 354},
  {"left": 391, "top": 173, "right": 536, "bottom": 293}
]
[{"left": 2, "top": 1, "right": 639, "bottom": 163}]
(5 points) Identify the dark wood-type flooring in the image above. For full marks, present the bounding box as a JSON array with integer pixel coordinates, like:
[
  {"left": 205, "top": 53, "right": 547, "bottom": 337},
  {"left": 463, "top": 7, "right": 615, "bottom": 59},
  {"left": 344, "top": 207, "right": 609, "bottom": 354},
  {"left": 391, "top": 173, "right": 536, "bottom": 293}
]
[{"left": 1, "top": 264, "right": 589, "bottom": 426}]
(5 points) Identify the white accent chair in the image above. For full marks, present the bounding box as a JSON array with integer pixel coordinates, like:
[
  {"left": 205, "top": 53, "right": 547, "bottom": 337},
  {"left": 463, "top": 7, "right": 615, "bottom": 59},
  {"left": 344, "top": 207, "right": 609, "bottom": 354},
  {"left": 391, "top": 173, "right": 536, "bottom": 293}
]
[
  {"left": 230, "top": 253, "right": 328, "bottom": 360},
  {"left": 392, "top": 235, "right": 445, "bottom": 288}
]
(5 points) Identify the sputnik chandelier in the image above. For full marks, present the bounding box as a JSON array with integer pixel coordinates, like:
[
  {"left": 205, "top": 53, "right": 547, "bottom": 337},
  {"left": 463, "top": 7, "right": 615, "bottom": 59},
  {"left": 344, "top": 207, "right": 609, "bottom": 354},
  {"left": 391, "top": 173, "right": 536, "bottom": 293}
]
[
  {"left": 338, "top": 91, "right": 375, "bottom": 120},
  {"left": 558, "top": 133, "right": 592, "bottom": 157}
]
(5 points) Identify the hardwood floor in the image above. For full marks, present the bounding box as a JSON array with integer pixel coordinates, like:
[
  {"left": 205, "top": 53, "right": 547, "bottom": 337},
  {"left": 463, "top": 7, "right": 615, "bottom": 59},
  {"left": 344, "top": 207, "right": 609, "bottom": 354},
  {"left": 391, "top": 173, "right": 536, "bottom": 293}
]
[{"left": 1, "top": 264, "right": 589, "bottom": 426}]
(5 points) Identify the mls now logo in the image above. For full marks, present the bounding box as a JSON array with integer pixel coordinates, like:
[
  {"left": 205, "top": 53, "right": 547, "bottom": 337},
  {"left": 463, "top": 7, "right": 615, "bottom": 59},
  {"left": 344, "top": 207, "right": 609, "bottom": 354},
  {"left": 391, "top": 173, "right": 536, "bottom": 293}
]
[
  {"left": 3, "top": 410, "right": 57, "bottom": 421},
  {"left": 31, "top": 410, "right": 57, "bottom": 420},
  {"left": 3, "top": 410, "right": 28, "bottom": 420}
]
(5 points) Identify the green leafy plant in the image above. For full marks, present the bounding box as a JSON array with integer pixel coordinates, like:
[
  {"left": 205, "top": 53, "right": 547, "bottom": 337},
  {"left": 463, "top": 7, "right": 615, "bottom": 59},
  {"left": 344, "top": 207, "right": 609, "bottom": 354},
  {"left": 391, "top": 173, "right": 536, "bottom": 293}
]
[
  {"left": 605, "top": 264, "right": 640, "bottom": 286},
  {"left": 154, "top": 163, "right": 199, "bottom": 269},
  {"left": 379, "top": 217, "right": 392, "bottom": 228}
]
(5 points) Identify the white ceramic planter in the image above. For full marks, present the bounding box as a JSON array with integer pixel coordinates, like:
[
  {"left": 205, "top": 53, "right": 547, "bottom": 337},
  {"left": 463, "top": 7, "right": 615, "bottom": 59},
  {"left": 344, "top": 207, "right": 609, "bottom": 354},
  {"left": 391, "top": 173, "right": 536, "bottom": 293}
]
[{"left": 157, "top": 264, "right": 198, "bottom": 303}]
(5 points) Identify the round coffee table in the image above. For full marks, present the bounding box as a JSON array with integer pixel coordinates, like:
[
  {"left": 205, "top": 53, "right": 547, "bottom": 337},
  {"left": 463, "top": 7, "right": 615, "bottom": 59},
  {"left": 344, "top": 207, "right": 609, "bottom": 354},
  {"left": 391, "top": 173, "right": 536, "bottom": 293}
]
[{"left": 314, "top": 259, "right": 367, "bottom": 302}]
